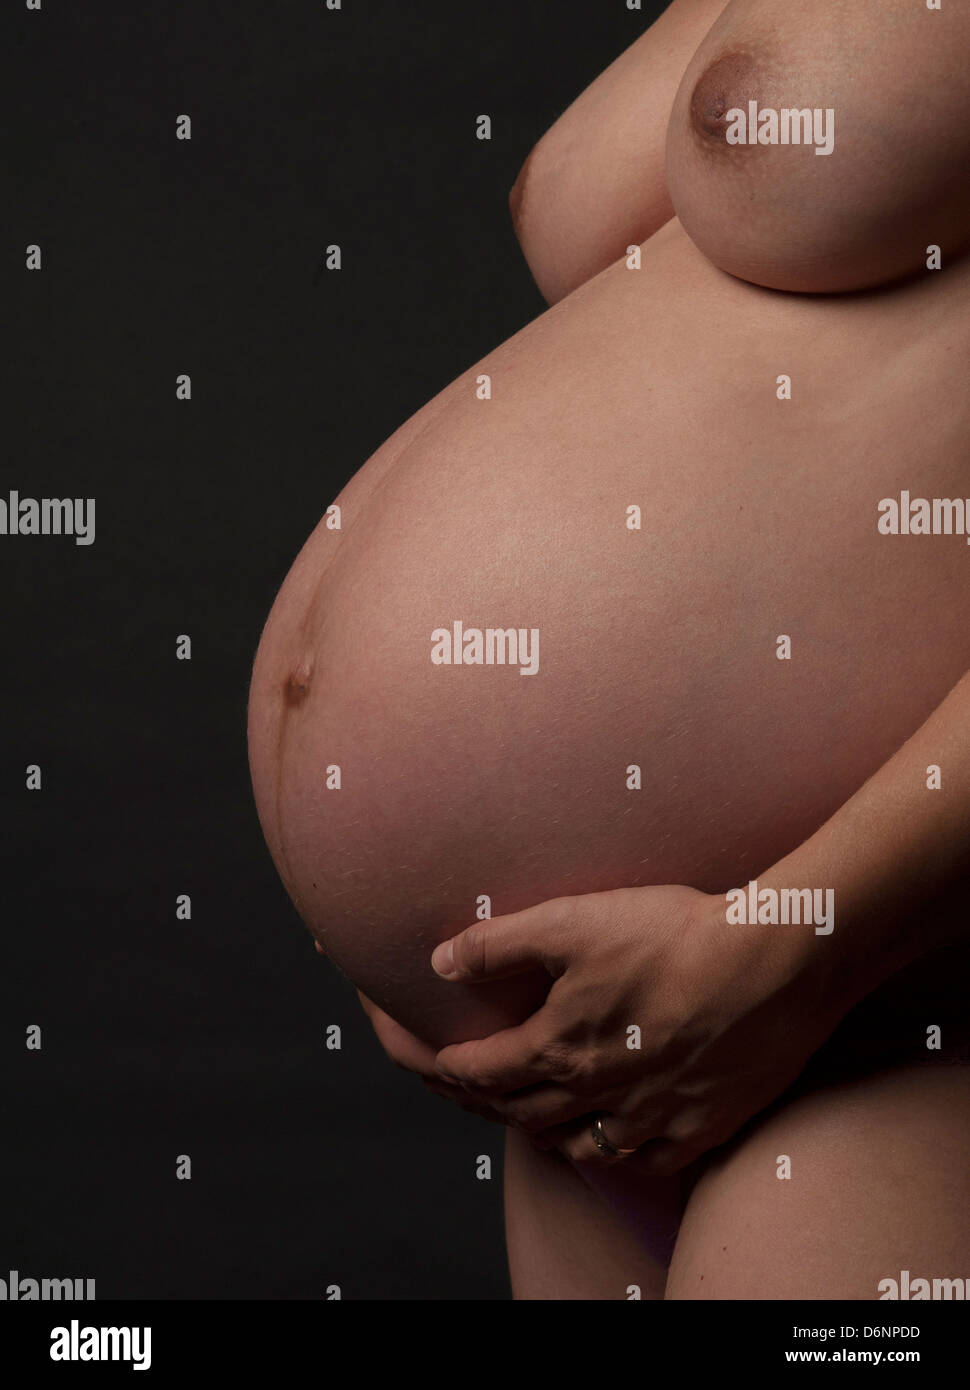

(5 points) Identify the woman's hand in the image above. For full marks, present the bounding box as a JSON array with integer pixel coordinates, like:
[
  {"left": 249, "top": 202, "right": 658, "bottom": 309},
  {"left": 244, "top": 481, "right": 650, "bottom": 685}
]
[
  {"left": 429, "top": 884, "right": 849, "bottom": 1173},
  {"left": 355, "top": 988, "right": 511, "bottom": 1126},
  {"left": 426, "top": 667, "right": 970, "bottom": 1172}
]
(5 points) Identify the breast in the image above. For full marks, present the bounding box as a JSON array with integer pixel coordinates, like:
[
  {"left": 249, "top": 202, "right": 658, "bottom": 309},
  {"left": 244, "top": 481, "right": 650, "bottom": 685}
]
[
  {"left": 249, "top": 224, "right": 970, "bottom": 1047},
  {"left": 665, "top": 7, "right": 970, "bottom": 292}
]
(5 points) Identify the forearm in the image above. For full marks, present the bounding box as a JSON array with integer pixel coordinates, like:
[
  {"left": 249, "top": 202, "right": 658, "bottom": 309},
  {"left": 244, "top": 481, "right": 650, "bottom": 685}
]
[{"left": 755, "top": 667, "right": 970, "bottom": 1008}]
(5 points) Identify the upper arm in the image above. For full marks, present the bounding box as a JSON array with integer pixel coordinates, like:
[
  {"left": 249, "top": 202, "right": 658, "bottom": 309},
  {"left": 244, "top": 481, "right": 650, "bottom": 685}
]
[{"left": 664, "top": 0, "right": 970, "bottom": 292}]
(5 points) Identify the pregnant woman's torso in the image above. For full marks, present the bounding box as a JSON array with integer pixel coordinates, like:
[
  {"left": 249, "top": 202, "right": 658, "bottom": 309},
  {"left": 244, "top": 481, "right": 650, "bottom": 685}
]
[{"left": 248, "top": 219, "right": 970, "bottom": 1047}]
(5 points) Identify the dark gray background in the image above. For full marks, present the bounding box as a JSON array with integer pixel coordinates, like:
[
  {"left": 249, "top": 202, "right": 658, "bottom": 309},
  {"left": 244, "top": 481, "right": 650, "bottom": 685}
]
[{"left": 2, "top": 0, "right": 666, "bottom": 1298}]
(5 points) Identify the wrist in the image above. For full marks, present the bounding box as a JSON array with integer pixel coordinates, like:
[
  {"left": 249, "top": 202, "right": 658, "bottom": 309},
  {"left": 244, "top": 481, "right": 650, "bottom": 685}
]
[
  {"left": 708, "top": 872, "right": 870, "bottom": 1026},
  {"left": 743, "top": 849, "right": 916, "bottom": 1019}
]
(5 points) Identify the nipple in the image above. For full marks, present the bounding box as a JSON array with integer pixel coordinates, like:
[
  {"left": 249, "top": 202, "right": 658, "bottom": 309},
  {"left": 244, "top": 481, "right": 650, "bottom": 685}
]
[{"left": 689, "top": 49, "right": 764, "bottom": 142}]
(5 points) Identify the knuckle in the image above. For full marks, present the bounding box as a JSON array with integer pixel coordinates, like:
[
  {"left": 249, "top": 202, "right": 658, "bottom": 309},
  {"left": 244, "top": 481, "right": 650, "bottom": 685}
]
[
  {"left": 560, "top": 1133, "right": 589, "bottom": 1165},
  {"left": 664, "top": 1115, "right": 700, "bottom": 1145},
  {"left": 542, "top": 895, "right": 576, "bottom": 940},
  {"left": 535, "top": 1037, "right": 576, "bottom": 1083},
  {"left": 556, "top": 1044, "right": 596, "bottom": 1090},
  {"left": 454, "top": 924, "right": 488, "bottom": 978},
  {"left": 452, "top": 1059, "right": 482, "bottom": 1088},
  {"left": 506, "top": 1103, "right": 541, "bottom": 1134}
]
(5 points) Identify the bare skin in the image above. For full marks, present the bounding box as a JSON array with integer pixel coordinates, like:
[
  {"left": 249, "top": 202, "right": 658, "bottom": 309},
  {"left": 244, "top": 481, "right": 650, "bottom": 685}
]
[
  {"left": 509, "top": 0, "right": 730, "bottom": 304},
  {"left": 665, "top": 1066, "right": 970, "bottom": 1301},
  {"left": 504, "top": 1125, "right": 670, "bottom": 1301},
  {"left": 249, "top": 222, "right": 970, "bottom": 1031},
  {"left": 666, "top": 0, "right": 970, "bottom": 292},
  {"left": 503, "top": 1067, "right": 970, "bottom": 1301},
  {"left": 247, "top": 0, "right": 970, "bottom": 1298}
]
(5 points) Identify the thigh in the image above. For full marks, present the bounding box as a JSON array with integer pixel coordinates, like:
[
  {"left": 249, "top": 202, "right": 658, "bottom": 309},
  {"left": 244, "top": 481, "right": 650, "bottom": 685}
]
[
  {"left": 665, "top": 1065, "right": 970, "bottom": 1300},
  {"left": 503, "top": 1127, "right": 667, "bottom": 1301}
]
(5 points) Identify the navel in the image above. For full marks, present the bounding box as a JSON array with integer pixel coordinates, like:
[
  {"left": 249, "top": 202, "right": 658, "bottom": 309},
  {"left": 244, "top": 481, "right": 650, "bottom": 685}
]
[{"left": 282, "top": 659, "right": 313, "bottom": 709}]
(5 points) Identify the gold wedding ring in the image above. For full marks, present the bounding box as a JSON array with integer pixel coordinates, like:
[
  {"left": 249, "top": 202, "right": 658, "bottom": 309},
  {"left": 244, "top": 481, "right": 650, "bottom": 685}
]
[{"left": 591, "top": 1115, "right": 639, "bottom": 1159}]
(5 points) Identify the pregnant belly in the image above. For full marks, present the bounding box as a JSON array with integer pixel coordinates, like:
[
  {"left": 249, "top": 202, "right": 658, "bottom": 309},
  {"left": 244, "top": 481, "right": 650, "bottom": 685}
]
[{"left": 248, "top": 223, "right": 970, "bottom": 1048}]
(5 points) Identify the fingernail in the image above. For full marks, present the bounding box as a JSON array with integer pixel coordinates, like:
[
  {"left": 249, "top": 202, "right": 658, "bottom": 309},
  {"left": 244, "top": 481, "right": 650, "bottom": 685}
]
[{"left": 431, "top": 940, "right": 454, "bottom": 977}]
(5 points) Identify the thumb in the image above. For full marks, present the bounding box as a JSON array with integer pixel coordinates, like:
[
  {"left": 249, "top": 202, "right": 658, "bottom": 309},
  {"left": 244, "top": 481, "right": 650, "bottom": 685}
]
[{"left": 430, "top": 898, "right": 573, "bottom": 983}]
